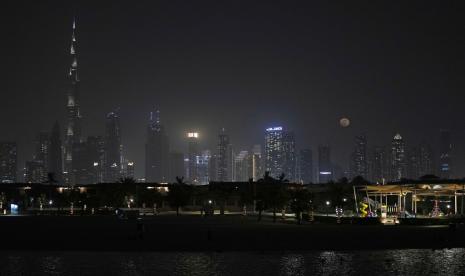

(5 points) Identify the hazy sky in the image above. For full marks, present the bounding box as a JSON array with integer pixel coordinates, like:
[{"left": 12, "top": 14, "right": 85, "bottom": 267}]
[{"left": 1, "top": 1, "right": 465, "bottom": 178}]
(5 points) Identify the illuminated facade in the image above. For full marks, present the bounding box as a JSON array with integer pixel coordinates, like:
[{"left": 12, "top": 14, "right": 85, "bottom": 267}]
[
  {"left": 0, "top": 142, "right": 17, "bottom": 183},
  {"left": 351, "top": 135, "right": 368, "bottom": 179},
  {"left": 390, "top": 133, "right": 406, "bottom": 181},
  {"left": 234, "top": 150, "right": 251, "bottom": 182},
  {"left": 187, "top": 132, "right": 200, "bottom": 183},
  {"left": 104, "top": 111, "right": 122, "bottom": 182},
  {"left": 145, "top": 110, "right": 170, "bottom": 183},
  {"left": 251, "top": 144, "right": 263, "bottom": 181},
  {"left": 196, "top": 150, "right": 211, "bottom": 185},
  {"left": 264, "top": 127, "right": 296, "bottom": 180},
  {"left": 72, "top": 136, "right": 105, "bottom": 184},
  {"left": 64, "top": 18, "right": 83, "bottom": 184}
]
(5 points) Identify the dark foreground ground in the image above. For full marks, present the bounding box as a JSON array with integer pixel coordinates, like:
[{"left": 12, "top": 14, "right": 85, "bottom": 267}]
[{"left": 1, "top": 215, "right": 464, "bottom": 251}]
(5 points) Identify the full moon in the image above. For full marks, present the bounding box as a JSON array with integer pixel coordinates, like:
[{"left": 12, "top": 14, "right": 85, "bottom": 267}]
[{"left": 339, "top": 117, "right": 350, "bottom": 128}]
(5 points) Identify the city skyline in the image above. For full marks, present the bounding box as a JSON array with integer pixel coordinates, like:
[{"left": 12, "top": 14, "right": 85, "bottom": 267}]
[{"left": 1, "top": 1, "right": 465, "bottom": 179}]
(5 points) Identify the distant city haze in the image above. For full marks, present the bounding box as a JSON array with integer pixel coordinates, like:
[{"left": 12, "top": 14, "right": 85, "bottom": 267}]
[{"left": 1, "top": 1, "right": 465, "bottom": 180}]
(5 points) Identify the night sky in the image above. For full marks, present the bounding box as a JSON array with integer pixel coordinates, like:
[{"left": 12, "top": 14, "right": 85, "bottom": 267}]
[{"left": 1, "top": 0, "right": 465, "bottom": 178}]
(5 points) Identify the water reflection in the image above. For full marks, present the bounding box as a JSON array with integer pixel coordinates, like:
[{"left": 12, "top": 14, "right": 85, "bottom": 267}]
[
  {"left": 280, "top": 254, "right": 305, "bottom": 276},
  {"left": 0, "top": 249, "right": 464, "bottom": 275}
]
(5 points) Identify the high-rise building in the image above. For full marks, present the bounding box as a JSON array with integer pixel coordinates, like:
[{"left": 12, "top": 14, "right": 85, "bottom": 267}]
[
  {"left": 25, "top": 131, "right": 51, "bottom": 183},
  {"left": 419, "top": 144, "right": 434, "bottom": 177},
  {"left": 216, "top": 128, "right": 233, "bottom": 182},
  {"left": 34, "top": 132, "right": 49, "bottom": 174},
  {"left": 234, "top": 150, "right": 250, "bottom": 182},
  {"left": 282, "top": 131, "right": 296, "bottom": 181},
  {"left": 251, "top": 144, "right": 263, "bottom": 181},
  {"left": 318, "top": 145, "right": 332, "bottom": 183},
  {"left": 123, "top": 161, "right": 135, "bottom": 179},
  {"left": 104, "top": 111, "right": 122, "bottom": 182},
  {"left": 64, "top": 18, "right": 83, "bottom": 184},
  {"left": 145, "top": 110, "right": 170, "bottom": 183},
  {"left": 406, "top": 146, "right": 421, "bottom": 179},
  {"left": 371, "top": 146, "right": 388, "bottom": 184},
  {"left": 196, "top": 150, "right": 211, "bottom": 185},
  {"left": 24, "top": 161, "right": 45, "bottom": 183},
  {"left": 87, "top": 136, "right": 105, "bottom": 183},
  {"left": 439, "top": 130, "right": 452, "bottom": 179},
  {"left": 48, "top": 121, "right": 63, "bottom": 183},
  {"left": 0, "top": 142, "right": 17, "bottom": 183},
  {"left": 265, "top": 127, "right": 296, "bottom": 180},
  {"left": 351, "top": 135, "right": 368, "bottom": 179},
  {"left": 169, "top": 151, "right": 185, "bottom": 182},
  {"left": 187, "top": 132, "right": 200, "bottom": 183},
  {"left": 298, "top": 149, "right": 313, "bottom": 184},
  {"left": 390, "top": 133, "right": 406, "bottom": 181},
  {"left": 72, "top": 136, "right": 105, "bottom": 184}
]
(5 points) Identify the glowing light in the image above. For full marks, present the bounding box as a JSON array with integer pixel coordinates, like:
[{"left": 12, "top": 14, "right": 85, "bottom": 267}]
[
  {"left": 128, "top": 162, "right": 134, "bottom": 166},
  {"left": 266, "top": 127, "right": 283, "bottom": 132},
  {"left": 187, "top": 132, "right": 199, "bottom": 138},
  {"left": 320, "top": 171, "right": 332, "bottom": 175}
]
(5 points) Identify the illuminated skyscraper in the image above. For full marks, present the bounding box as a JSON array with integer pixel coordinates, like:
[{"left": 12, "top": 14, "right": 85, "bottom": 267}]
[
  {"left": 197, "top": 150, "right": 211, "bottom": 185},
  {"left": 145, "top": 110, "right": 170, "bottom": 183},
  {"left": 234, "top": 150, "right": 251, "bottom": 182},
  {"left": 216, "top": 128, "right": 233, "bottom": 182},
  {"left": 104, "top": 111, "right": 122, "bottom": 182},
  {"left": 72, "top": 136, "right": 105, "bottom": 184},
  {"left": 351, "top": 135, "right": 368, "bottom": 179},
  {"left": 187, "top": 132, "right": 200, "bottom": 183},
  {"left": 251, "top": 145, "right": 263, "bottom": 181},
  {"left": 26, "top": 131, "right": 50, "bottom": 183},
  {"left": 439, "top": 130, "right": 452, "bottom": 179},
  {"left": 64, "top": 18, "right": 83, "bottom": 184},
  {"left": 318, "top": 145, "right": 332, "bottom": 183},
  {"left": 264, "top": 127, "right": 296, "bottom": 180},
  {"left": 390, "top": 133, "right": 406, "bottom": 181},
  {"left": 0, "top": 142, "right": 17, "bottom": 183}
]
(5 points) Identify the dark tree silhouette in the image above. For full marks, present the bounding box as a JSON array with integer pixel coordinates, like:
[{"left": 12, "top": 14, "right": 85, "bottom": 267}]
[
  {"left": 167, "top": 177, "right": 192, "bottom": 216},
  {"left": 259, "top": 172, "right": 290, "bottom": 222},
  {"left": 289, "top": 189, "right": 312, "bottom": 224}
]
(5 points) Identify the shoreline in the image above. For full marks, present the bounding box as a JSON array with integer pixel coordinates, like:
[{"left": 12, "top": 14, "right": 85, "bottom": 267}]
[{"left": 1, "top": 215, "right": 464, "bottom": 252}]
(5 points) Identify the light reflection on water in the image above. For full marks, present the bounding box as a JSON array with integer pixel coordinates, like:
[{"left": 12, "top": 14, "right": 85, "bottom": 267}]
[{"left": 0, "top": 249, "right": 464, "bottom": 275}]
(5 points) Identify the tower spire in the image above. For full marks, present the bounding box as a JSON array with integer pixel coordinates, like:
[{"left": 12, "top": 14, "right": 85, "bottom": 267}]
[{"left": 64, "top": 16, "right": 82, "bottom": 184}]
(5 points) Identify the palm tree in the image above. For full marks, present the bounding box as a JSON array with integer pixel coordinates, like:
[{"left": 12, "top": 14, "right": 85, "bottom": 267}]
[{"left": 167, "top": 177, "right": 192, "bottom": 216}]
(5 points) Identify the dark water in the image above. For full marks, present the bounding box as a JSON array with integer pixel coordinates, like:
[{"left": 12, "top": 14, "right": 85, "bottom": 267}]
[{"left": 1, "top": 249, "right": 464, "bottom": 275}]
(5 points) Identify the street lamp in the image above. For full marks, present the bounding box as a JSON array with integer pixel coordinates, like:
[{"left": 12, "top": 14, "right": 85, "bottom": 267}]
[{"left": 326, "top": 201, "right": 330, "bottom": 216}]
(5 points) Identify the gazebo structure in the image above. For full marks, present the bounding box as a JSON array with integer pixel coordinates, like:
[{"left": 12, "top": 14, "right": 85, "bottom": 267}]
[{"left": 353, "top": 180, "right": 465, "bottom": 219}]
